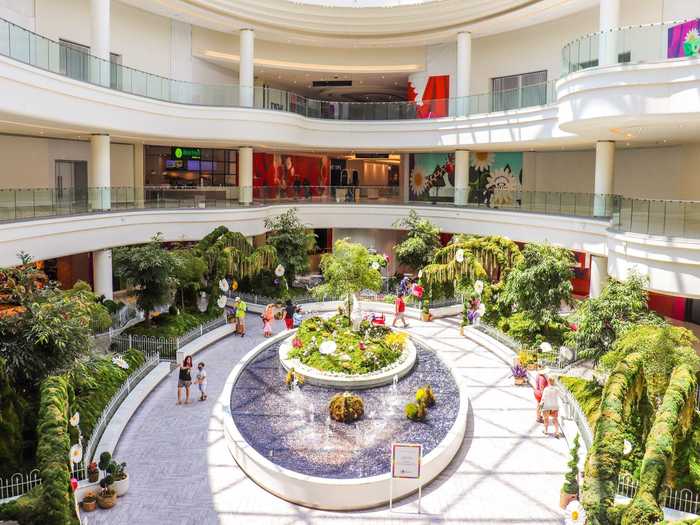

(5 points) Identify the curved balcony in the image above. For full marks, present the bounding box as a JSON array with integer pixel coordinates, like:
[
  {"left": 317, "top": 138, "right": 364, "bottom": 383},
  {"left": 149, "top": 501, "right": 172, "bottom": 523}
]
[{"left": 0, "top": 16, "right": 556, "bottom": 122}]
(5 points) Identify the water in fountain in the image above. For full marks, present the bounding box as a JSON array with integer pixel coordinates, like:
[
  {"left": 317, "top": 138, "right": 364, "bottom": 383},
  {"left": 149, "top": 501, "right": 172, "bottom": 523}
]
[{"left": 288, "top": 377, "right": 305, "bottom": 418}]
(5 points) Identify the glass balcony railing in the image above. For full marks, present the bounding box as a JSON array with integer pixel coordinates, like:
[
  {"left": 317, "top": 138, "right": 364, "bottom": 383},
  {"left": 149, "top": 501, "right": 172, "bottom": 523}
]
[
  {"left": 612, "top": 198, "right": 700, "bottom": 238},
  {"left": 0, "top": 16, "right": 556, "bottom": 120},
  {"left": 7, "top": 186, "right": 700, "bottom": 238},
  {"left": 561, "top": 20, "right": 697, "bottom": 75}
]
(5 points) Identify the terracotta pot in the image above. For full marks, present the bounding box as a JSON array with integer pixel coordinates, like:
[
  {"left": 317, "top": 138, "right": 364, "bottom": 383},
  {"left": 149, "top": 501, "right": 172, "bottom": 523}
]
[
  {"left": 82, "top": 500, "right": 97, "bottom": 512},
  {"left": 560, "top": 491, "right": 577, "bottom": 509},
  {"left": 97, "top": 492, "right": 117, "bottom": 509},
  {"left": 421, "top": 313, "right": 432, "bottom": 322},
  {"left": 88, "top": 471, "right": 99, "bottom": 483},
  {"left": 113, "top": 474, "right": 129, "bottom": 497},
  {"left": 514, "top": 377, "right": 526, "bottom": 385}
]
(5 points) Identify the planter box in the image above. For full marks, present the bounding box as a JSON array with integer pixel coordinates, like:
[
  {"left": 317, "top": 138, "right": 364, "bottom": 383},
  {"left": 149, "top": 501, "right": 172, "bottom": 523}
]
[
  {"left": 97, "top": 492, "right": 117, "bottom": 509},
  {"left": 113, "top": 475, "right": 129, "bottom": 497}
]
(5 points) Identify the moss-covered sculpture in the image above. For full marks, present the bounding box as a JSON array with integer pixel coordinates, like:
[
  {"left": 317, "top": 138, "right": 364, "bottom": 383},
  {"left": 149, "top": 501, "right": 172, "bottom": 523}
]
[
  {"left": 405, "top": 402, "right": 427, "bottom": 422},
  {"left": 415, "top": 385, "right": 436, "bottom": 407},
  {"left": 328, "top": 392, "right": 364, "bottom": 423}
]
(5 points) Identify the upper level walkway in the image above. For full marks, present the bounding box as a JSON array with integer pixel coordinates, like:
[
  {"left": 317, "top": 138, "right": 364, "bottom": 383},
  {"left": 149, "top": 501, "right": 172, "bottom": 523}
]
[{"left": 86, "top": 314, "right": 569, "bottom": 524}]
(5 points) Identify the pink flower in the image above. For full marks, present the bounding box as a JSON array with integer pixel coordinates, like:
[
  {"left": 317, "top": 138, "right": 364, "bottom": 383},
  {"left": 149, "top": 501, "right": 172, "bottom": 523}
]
[
  {"left": 292, "top": 338, "right": 302, "bottom": 348},
  {"left": 359, "top": 341, "right": 366, "bottom": 351}
]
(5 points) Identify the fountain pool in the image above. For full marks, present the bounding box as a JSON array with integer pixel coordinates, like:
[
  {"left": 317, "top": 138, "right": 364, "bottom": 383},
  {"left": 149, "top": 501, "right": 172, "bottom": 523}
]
[{"left": 222, "top": 332, "right": 469, "bottom": 509}]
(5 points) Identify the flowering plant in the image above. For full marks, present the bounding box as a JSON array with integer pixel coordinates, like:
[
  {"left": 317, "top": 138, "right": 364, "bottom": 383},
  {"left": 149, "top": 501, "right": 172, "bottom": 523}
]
[
  {"left": 511, "top": 364, "right": 528, "bottom": 379},
  {"left": 292, "top": 337, "right": 302, "bottom": 348},
  {"left": 112, "top": 355, "right": 129, "bottom": 370}
]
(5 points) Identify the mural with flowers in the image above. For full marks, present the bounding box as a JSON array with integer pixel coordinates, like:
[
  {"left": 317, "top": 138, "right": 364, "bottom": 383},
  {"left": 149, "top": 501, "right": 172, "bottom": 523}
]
[{"left": 409, "top": 152, "right": 523, "bottom": 204}]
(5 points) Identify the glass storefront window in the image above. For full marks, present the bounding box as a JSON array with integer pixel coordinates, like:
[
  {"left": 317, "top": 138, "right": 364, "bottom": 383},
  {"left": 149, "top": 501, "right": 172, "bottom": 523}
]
[{"left": 144, "top": 145, "right": 238, "bottom": 187}]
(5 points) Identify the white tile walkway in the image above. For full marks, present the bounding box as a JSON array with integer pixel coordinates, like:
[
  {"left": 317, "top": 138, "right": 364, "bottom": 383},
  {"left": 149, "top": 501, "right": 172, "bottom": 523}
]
[{"left": 88, "top": 314, "right": 567, "bottom": 525}]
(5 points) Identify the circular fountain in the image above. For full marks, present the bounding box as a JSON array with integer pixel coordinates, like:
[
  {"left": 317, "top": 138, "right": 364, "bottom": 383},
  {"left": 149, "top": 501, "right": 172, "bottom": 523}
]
[{"left": 222, "top": 330, "right": 469, "bottom": 510}]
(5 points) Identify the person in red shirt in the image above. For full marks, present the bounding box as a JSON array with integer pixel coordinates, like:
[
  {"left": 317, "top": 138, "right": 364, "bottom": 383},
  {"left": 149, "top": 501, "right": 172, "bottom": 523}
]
[{"left": 392, "top": 293, "right": 409, "bottom": 328}]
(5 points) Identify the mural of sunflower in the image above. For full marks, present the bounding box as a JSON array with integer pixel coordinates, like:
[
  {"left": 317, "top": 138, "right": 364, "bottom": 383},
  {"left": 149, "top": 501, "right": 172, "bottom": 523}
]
[
  {"left": 471, "top": 152, "right": 494, "bottom": 172},
  {"left": 410, "top": 166, "right": 428, "bottom": 196}
]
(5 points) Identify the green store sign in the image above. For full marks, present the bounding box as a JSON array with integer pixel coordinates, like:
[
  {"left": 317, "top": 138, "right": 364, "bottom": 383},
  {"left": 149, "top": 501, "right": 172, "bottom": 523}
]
[{"left": 171, "top": 147, "right": 201, "bottom": 160}]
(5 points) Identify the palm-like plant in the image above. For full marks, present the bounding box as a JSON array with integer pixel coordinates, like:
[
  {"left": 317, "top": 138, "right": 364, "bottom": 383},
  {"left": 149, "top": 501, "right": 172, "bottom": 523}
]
[
  {"left": 194, "top": 227, "right": 277, "bottom": 306},
  {"left": 421, "top": 235, "right": 522, "bottom": 288}
]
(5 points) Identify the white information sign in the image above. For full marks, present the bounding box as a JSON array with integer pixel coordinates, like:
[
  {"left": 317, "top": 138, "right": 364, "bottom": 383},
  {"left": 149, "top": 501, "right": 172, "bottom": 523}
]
[{"left": 391, "top": 443, "right": 422, "bottom": 479}]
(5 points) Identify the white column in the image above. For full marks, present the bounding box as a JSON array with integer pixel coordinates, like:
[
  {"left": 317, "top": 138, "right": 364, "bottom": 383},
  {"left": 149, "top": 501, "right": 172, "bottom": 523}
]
[
  {"left": 589, "top": 255, "right": 608, "bottom": 298},
  {"left": 456, "top": 32, "right": 472, "bottom": 116},
  {"left": 454, "top": 150, "right": 469, "bottom": 205},
  {"left": 599, "top": 0, "right": 621, "bottom": 66},
  {"left": 400, "top": 153, "right": 410, "bottom": 203},
  {"left": 93, "top": 249, "right": 113, "bottom": 300},
  {"left": 90, "top": 134, "right": 111, "bottom": 210},
  {"left": 90, "top": 0, "right": 110, "bottom": 86},
  {"left": 238, "top": 146, "right": 253, "bottom": 204},
  {"left": 239, "top": 29, "right": 255, "bottom": 107},
  {"left": 133, "top": 142, "right": 144, "bottom": 207},
  {"left": 594, "top": 141, "right": 615, "bottom": 216}
]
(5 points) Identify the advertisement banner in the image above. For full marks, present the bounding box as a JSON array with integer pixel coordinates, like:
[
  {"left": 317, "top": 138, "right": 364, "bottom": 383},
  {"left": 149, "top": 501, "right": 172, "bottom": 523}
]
[{"left": 667, "top": 20, "right": 700, "bottom": 58}]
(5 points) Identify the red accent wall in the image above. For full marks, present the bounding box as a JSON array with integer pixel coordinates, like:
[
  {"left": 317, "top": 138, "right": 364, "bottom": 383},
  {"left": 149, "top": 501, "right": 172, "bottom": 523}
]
[
  {"left": 648, "top": 291, "right": 687, "bottom": 321},
  {"left": 571, "top": 251, "right": 591, "bottom": 296}
]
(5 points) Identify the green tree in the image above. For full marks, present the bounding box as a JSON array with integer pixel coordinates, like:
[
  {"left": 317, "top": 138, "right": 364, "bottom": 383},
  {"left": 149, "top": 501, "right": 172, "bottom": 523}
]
[
  {"left": 393, "top": 210, "right": 441, "bottom": 271},
  {"left": 171, "top": 249, "right": 207, "bottom": 310},
  {"left": 264, "top": 209, "right": 316, "bottom": 285},
  {"left": 313, "top": 239, "right": 383, "bottom": 311},
  {"left": 114, "top": 234, "right": 176, "bottom": 325},
  {"left": 501, "top": 243, "right": 574, "bottom": 324},
  {"left": 567, "top": 272, "right": 660, "bottom": 361},
  {"left": 562, "top": 433, "right": 581, "bottom": 496},
  {"left": 0, "top": 261, "right": 103, "bottom": 391}
]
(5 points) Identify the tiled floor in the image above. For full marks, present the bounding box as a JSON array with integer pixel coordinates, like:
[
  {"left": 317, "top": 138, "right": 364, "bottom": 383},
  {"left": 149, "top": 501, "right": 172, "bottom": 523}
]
[{"left": 88, "top": 314, "right": 567, "bottom": 525}]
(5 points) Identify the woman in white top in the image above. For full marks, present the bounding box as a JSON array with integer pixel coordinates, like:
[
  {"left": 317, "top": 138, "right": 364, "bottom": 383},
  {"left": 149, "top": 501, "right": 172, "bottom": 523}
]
[{"left": 541, "top": 376, "right": 562, "bottom": 438}]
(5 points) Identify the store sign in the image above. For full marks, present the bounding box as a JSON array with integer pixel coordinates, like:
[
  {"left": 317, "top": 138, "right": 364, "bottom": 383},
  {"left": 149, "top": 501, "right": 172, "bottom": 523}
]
[
  {"left": 171, "top": 147, "right": 201, "bottom": 160},
  {"left": 391, "top": 443, "right": 422, "bottom": 479}
]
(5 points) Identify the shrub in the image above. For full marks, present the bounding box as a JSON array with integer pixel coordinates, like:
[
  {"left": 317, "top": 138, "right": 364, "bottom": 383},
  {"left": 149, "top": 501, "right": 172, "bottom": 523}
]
[{"left": 563, "top": 434, "right": 581, "bottom": 495}]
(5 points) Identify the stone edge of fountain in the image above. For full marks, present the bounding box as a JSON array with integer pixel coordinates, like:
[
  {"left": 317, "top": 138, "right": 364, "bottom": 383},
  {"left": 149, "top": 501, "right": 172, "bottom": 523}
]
[
  {"left": 278, "top": 331, "right": 418, "bottom": 390},
  {"left": 219, "top": 329, "right": 470, "bottom": 511}
]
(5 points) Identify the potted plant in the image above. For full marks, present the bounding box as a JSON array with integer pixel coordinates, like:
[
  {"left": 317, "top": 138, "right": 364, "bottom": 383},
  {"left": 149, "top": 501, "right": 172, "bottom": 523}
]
[
  {"left": 511, "top": 364, "right": 528, "bottom": 385},
  {"left": 560, "top": 434, "right": 580, "bottom": 509},
  {"left": 421, "top": 300, "right": 432, "bottom": 322},
  {"left": 108, "top": 460, "right": 129, "bottom": 497},
  {"left": 87, "top": 461, "right": 99, "bottom": 483},
  {"left": 98, "top": 451, "right": 112, "bottom": 478},
  {"left": 97, "top": 476, "right": 117, "bottom": 509},
  {"left": 82, "top": 491, "right": 97, "bottom": 512}
]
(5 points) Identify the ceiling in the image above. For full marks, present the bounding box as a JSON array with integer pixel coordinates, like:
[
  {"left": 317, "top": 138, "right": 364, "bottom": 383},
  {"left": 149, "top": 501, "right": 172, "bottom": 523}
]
[{"left": 121, "top": 0, "right": 598, "bottom": 47}]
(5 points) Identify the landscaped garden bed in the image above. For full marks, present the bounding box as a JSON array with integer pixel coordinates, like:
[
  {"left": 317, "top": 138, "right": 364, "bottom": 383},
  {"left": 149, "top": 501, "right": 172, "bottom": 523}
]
[{"left": 287, "top": 314, "right": 407, "bottom": 375}]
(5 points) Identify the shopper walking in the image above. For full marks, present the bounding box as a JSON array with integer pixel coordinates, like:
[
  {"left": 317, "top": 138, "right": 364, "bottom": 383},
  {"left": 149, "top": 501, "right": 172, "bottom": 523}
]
[
  {"left": 262, "top": 303, "right": 275, "bottom": 337},
  {"left": 541, "top": 376, "right": 562, "bottom": 438},
  {"left": 177, "top": 355, "right": 193, "bottom": 405},
  {"left": 196, "top": 362, "right": 208, "bottom": 401},
  {"left": 234, "top": 297, "right": 247, "bottom": 337},
  {"left": 284, "top": 299, "right": 295, "bottom": 330},
  {"left": 392, "top": 293, "right": 409, "bottom": 328}
]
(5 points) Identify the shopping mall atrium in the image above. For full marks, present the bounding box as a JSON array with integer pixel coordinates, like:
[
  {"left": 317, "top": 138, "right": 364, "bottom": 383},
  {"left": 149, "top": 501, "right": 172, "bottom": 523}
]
[{"left": 0, "top": 0, "right": 700, "bottom": 524}]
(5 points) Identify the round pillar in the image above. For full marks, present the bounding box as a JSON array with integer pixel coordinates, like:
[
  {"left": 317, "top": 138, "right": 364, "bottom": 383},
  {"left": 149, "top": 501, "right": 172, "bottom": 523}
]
[
  {"left": 93, "top": 249, "right": 113, "bottom": 300},
  {"left": 90, "top": 134, "right": 111, "bottom": 210},
  {"left": 594, "top": 141, "right": 615, "bottom": 216},
  {"left": 456, "top": 32, "right": 471, "bottom": 116},
  {"left": 238, "top": 146, "right": 253, "bottom": 204},
  {"left": 599, "top": 0, "right": 621, "bottom": 66},
  {"left": 590, "top": 255, "right": 608, "bottom": 298},
  {"left": 239, "top": 29, "right": 255, "bottom": 107},
  {"left": 90, "top": 0, "right": 110, "bottom": 86},
  {"left": 454, "top": 150, "right": 470, "bottom": 205}
]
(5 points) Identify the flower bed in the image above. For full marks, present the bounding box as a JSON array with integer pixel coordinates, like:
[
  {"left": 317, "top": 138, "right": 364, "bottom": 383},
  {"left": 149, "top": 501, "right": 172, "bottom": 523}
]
[{"left": 287, "top": 315, "right": 405, "bottom": 375}]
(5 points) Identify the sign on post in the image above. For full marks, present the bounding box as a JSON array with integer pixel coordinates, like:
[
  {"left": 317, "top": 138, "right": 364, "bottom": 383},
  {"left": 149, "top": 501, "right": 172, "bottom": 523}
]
[{"left": 389, "top": 443, "right": 423, "bottom": 513}]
